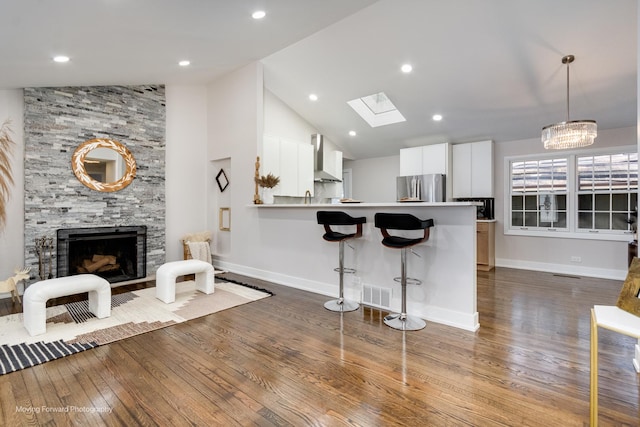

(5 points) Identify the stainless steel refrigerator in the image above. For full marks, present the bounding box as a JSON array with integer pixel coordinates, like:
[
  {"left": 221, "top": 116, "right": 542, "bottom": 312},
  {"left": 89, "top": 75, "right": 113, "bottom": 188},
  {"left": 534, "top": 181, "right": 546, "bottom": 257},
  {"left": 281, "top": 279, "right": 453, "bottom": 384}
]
[{"left": 396, "top": 174, "right": 445, "bottom": 202}]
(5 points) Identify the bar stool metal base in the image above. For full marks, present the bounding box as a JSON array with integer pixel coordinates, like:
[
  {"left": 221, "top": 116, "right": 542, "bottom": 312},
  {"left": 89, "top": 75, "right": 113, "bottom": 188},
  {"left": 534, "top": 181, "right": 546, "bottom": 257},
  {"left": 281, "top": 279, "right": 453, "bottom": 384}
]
[
  {"left": 384, "top": 313, "right": 426, "bottom": 331},
  {"left": 324, "top": 298, "right": 359, "bottom": 312}
]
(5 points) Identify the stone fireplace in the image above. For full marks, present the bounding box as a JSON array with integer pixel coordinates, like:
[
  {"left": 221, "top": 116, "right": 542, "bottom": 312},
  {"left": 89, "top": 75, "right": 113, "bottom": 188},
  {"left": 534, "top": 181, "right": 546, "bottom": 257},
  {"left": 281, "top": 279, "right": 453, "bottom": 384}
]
[
  {"left": 56, "top": 226, "right": 147, "bottom": 283},
  {"left": 23, "top": 85, "right": 166, "bottom": 280}
]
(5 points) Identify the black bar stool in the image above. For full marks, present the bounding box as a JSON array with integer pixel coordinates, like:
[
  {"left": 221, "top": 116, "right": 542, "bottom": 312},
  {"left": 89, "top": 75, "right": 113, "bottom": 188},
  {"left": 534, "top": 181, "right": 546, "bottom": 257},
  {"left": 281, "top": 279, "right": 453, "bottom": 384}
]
[
  {"left": 374, "top": 213, "right": 434, "bottom": 331},
  {"left": 317, "top": 211, "right": 366, "bottom": 312}
]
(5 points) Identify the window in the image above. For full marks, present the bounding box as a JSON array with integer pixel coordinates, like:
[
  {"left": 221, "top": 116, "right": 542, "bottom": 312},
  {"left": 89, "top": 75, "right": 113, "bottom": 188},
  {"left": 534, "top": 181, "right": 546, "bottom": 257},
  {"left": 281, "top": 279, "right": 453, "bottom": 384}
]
[
  {"left": 577, "top": 153, "right": 637, "bottom": 232},
  {"left": 507, "top": 147, "right": 637, "bottom": 240},
  {"left": 511, "top": 158, "right": 567, "bottom": 230}
]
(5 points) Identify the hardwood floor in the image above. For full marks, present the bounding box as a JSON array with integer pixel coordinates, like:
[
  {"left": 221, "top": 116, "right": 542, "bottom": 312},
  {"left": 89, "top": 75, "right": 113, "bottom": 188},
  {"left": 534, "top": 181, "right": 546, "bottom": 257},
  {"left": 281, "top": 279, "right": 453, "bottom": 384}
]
[{"left": 0, "top": 268, "right": 638, "bottom": 426}]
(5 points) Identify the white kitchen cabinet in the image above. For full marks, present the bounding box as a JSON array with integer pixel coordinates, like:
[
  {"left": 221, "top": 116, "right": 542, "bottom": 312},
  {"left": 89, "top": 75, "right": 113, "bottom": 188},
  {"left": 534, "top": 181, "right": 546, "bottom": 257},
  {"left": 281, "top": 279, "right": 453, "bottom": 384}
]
[
  {"left": 399, "top": 146, "right": 423, "bottom": 176},
  {"left": 297, "top": 143, "right": 314, "bottom": 196},
  {"left": 262, "top": 135, "right": 280, "bottom": 174},
  {"left": 399, "top": 143, "right": 450, "bottom": 176},
  {"left": 452, "top": 140, "right": 493, "bottom": 198},
  {"left": 421, "top": 143, "right": 449, "bottom": 175},
  {"left": 262, "top": 135, "right": 313, "bottom": 197},
  {"left": 399, "top": 143, "right": 452, "bottom": 200},
  {"left": 278, "top": 139, "right": 299, "bottom": 196}
]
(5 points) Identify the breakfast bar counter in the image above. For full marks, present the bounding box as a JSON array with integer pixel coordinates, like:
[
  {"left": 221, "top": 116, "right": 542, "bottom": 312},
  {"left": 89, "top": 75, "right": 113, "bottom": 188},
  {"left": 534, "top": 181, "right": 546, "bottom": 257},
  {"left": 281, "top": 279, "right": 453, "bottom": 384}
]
[{"left": 229, "top": 202, "right": 479, "bottom": 331}]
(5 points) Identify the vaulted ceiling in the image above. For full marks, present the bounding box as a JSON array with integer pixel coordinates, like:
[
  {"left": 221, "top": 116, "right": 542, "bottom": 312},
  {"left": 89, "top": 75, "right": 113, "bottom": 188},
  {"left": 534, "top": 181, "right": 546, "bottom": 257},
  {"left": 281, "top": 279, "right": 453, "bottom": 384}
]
[{"left": 1, "top": 0, "right": 636, "bottom": 159}]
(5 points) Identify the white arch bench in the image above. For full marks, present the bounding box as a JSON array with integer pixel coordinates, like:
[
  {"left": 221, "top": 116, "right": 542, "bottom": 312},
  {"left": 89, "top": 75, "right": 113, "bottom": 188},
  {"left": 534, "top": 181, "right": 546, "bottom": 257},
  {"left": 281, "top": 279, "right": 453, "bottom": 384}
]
[
  {"left": 155, "top": 259, "right": 215, "bottom": 304},
  {"left": 23, "top": 274, "right": 111, "bottom": 336}
]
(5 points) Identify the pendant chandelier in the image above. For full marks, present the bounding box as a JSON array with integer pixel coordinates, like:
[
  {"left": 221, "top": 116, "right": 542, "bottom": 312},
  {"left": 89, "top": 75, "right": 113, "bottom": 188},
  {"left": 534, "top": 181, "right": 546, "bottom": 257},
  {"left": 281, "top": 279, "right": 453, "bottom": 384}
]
[{"left": 541, "top": 55, "right": 597, "bottom": 150}]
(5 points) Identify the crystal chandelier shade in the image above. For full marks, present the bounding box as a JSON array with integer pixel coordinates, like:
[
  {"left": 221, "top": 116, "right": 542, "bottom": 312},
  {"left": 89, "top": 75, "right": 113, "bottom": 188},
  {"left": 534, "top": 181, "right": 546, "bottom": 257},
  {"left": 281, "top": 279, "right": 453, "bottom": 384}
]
[
  {"left": 542, "top": 55, "right": 597, "bottom": 150},
  {"left": 542, "top": 120, "right": 597, "bottom": 149}
]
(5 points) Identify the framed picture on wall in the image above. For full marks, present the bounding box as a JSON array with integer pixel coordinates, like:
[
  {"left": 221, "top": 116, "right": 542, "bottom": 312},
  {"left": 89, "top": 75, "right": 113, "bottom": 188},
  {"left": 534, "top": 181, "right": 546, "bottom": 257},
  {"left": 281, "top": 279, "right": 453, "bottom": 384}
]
[{"left": 216, "top": 169, "right": 229, "bottom": 192}]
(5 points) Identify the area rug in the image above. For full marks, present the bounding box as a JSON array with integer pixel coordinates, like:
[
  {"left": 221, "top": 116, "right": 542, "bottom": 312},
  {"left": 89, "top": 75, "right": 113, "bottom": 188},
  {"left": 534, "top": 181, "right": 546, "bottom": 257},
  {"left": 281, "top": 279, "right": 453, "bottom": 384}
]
[{"left": 0, "top": 280, "right": 271, "bottom": 375}]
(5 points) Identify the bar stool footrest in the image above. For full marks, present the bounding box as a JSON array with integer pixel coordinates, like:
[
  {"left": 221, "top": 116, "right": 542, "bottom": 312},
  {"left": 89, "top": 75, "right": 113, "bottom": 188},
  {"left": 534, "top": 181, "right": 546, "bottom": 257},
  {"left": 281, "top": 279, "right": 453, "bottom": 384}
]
[
  {"left": 393, "top": 276, "right": 422, "bottom": 285},
  {"left": 334, "top": 267, "right": 356, "bottom": 274}
]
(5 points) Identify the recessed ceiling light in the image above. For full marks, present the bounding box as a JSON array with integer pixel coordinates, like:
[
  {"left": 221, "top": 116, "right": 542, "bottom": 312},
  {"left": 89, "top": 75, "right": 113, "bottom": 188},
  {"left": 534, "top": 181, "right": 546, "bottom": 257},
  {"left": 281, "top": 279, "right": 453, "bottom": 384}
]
[
  {"left": 53, "top": 55, "right": 70, "bottom": 63},
  {"left": 252, "top": 10, "right": 266, "bottom": 19},
  {"left": 178, "top": 60, "right": 190, "bottom": 67},
  {"left": 432, "top": 114, "right": 443, "bottom": 121},
  {"left": 309, "top": 94, "right": 318, "bottom": 101},
  {"left": 401, "top": 64, "right": 413, "bottom": 73},
  {"left": 349, "top": 131, "right": 357, "bottom": 136}
]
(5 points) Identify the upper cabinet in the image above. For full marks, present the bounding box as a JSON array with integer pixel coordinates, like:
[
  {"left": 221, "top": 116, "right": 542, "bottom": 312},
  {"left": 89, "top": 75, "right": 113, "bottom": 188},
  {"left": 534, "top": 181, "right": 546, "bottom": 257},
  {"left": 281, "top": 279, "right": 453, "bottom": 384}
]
[
  {"left": 400, "top": 143, "right": 452, "bottom": 200},
  {"left": 452, "top": 140, "right": 494, "bottom": 198},
  {"left": 262, "top": 135, "right": 314, "bottom": 197},
  {"left": 399, "top": 143, "right": 451, "bottom": 176}
]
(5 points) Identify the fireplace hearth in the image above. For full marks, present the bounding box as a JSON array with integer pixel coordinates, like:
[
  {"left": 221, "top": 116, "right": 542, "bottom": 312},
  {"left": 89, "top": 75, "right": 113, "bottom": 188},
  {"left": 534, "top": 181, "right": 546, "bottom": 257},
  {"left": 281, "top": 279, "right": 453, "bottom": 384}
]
[{"left": 57, "top": 226, "right": 147, "bottom": 283}]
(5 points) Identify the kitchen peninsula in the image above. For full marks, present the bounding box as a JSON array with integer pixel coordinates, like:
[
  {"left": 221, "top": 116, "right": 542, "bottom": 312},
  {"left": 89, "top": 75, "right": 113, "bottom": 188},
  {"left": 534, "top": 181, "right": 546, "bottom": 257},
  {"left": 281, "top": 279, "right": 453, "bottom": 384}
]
[{"left": 251, "top": 201, "right": 479, "bottom": 331}]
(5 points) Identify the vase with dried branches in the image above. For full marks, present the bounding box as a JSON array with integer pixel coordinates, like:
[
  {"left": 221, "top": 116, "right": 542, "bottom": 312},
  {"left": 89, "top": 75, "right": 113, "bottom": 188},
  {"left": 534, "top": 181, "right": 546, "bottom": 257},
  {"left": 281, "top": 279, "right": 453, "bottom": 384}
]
[
  {"left": 255, "top": 173, "right": 280, "bottom": 204},
  {"left": 0, "top": 119, "right": 15, "bottom": 230}
]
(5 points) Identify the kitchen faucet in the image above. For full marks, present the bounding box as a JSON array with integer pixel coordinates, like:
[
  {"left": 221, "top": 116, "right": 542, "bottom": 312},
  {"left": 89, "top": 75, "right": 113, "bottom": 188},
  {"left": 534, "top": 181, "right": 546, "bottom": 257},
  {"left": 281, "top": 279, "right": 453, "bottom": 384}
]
[{"left": 304, "top": 190, "right": 311, "bottom": 204}]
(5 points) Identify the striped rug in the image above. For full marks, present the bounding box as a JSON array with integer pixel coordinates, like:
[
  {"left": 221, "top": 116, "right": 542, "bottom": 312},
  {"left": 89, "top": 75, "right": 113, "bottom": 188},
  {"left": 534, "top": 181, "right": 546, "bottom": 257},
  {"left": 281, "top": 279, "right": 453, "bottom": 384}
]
[{"left": 0, "top": 279, "right": 271, "bottom": 375}]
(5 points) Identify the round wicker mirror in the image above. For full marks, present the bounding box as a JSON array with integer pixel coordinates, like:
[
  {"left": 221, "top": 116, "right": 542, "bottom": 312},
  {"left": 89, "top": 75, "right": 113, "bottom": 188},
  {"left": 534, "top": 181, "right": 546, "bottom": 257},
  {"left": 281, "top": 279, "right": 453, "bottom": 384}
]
[{"left": 72, "top": 138, "right": 136, "bottom": 192}]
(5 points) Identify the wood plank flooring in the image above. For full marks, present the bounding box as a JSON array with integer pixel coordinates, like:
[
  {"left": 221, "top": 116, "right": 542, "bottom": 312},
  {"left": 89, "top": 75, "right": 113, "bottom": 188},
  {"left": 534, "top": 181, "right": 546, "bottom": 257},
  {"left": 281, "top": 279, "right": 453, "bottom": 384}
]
[{"left": 0, "top": 268, "right": 638, "bottom": 426}]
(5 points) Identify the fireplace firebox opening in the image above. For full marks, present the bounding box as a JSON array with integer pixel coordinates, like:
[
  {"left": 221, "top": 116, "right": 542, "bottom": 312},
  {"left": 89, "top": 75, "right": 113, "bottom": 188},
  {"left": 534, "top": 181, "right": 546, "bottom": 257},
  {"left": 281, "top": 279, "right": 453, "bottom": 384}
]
[{"left": 57, "top": 226, "right": 147, "bottom": 283}]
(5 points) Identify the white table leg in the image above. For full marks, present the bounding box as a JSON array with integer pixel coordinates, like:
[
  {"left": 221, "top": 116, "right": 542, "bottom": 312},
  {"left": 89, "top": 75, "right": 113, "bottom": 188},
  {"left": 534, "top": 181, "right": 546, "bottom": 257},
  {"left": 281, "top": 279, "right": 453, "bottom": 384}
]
[{"left": 590, "top": 308, "right": 598, "bottom": 427}]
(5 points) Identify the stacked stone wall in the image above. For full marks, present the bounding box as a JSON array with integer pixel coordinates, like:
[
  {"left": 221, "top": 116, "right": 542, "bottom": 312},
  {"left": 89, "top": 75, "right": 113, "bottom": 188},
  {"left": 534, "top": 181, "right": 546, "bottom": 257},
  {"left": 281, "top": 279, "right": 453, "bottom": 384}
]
[{"left": 23, "top": 85, "right": 166, "bottom": 279}]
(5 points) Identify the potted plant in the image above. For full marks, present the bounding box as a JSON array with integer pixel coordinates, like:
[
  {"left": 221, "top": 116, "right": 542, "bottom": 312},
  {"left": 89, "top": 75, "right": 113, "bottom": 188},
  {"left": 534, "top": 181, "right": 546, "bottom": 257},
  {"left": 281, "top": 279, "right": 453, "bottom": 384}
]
[{"left": 255, "top": 173, "right": 280, "bottom": 204}]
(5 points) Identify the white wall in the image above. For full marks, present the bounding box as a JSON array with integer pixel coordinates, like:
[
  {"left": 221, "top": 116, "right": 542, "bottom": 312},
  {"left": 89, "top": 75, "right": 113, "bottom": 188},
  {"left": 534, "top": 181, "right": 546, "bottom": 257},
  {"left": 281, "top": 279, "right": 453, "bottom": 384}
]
[
  {"left": 494, "top": 126, "right": 636, "bottom": 279},
  {"left": 343, "top": 154, "right": 399, "bottom": 202},
  {"left": 264, "top": 89, "right": 317, "bottom": 142},
  {"left": 165, "top": 85, "right": 209, "bottom": 262},
  {"left": 207, "top": 62, "right": 264, "bottom": 267},
  {"left": 0, "top": 89, "right": 24, "bottom": 287}
]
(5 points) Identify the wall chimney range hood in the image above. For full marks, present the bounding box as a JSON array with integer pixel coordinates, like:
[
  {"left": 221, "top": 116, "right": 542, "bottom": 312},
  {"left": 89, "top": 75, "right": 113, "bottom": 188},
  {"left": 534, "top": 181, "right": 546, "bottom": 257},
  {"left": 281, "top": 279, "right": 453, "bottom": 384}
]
[{"left": 311, "top": 134, "right": 342, "bottom": 182}]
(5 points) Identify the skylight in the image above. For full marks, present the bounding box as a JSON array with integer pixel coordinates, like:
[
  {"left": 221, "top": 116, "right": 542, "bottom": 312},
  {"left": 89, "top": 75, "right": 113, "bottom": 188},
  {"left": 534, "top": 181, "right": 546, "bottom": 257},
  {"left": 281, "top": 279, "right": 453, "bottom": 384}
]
[{"left": 347, "top": 92, "right": 406, "bottom": 127}]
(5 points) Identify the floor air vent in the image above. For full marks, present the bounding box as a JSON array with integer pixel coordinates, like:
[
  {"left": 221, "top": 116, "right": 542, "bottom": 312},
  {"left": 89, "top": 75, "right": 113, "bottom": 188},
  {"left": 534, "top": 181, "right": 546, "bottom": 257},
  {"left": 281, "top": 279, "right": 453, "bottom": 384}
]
[{"left": 362, "top": 284, "right": 391, "bottom": 309}]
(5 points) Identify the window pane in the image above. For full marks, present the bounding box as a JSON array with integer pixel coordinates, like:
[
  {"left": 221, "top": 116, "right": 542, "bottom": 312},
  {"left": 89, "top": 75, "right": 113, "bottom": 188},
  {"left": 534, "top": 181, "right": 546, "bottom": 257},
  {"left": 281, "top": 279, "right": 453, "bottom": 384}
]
[
  {"left": 630, "top": 153, "right": 638, "bottom": 188},
  {"left": 552, "top": 159, "right": 567, "bottom": 190},
  {"left": 595, "top": 194, "right": 610, "bottom": 211},
  {"left": 555, "top": 212, "right": 567, "bottom": 228},
  {"left": 611, "top": 153, "right": 629, "bottom": 190},
  {"left": 578, "top": 194, "right": 592, "bottom": 210},
  {"left": 512, "top": 195, "right": 523, "bottom": 210},
  {"left": 556, "top": 194, "right": 566, "bottom": 210},
  {"left": 632, "top": 192, "right": 637, "bottom": 210},
  {"left": 578, "top": 156, "right": 594, "bottom": 190},
  {"left": 612, "top": 213, "right": 630, "bottom": 230},
  {"left": 511, "top": 212, "right": 523, "bottom": 227},
  {"left": 523, "top": 161, "right": 538, "bottom": 192},
  {"left": 612, "top": 193, "right": 628, "bottom": 211},
  {"left": 524, "top": 212, "right": 537, "bottom": 227},
  {"left": 511, "top": 161, "right": 525, "bottom": 192},
  {"left": 578, "top": 212, "right": 592, "bottom": 229},
  {"left": 594, "top": 212, "right": 610, "bottom": 229},
  {"left": 538, "top": 159, "right": 552, "bottom": 192},
  {"left": 593, "top": 155, "right": 611, "bottom": 190},
  {"left": 525, "top": 195, "right": 537, "bottom": 210}
]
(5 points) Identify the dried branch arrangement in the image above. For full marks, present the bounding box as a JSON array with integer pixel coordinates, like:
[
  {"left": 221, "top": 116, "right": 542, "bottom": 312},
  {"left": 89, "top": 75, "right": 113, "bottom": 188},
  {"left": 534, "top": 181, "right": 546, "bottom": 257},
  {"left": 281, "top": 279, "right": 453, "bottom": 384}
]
[
  {"left": 0, "top": 119, "right": 15, "bottom": 229},
  {"left": 255, "top": 173, "right": 280, "bottom": 188}
]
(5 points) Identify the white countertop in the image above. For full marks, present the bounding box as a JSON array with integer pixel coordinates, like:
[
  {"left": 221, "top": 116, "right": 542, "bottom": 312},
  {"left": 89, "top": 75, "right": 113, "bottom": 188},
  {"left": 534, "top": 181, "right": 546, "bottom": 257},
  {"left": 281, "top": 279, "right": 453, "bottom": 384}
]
[{"left": 251, "top": 201, "right": 481, "bottom": 208}]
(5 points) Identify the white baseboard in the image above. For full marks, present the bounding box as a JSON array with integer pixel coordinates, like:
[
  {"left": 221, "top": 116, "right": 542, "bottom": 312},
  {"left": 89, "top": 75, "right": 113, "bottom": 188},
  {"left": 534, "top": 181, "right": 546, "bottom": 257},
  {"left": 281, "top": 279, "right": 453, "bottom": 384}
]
[
  {"left": 213, "top": 259, "right": 480, "bottom": 331},
  {"left": 496, "top": 258, "right": 626, "bottom": 281},
  {"left": 419, "top": 305, "right": 479, "bottom": 332},
  {"left": 213, "top": 259, "right": 336, "bottom": 297}
]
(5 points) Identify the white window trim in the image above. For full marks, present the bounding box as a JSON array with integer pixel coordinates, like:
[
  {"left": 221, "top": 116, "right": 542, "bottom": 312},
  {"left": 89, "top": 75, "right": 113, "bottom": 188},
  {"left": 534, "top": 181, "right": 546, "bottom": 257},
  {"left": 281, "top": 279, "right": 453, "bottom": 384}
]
[{"left": 503, "top": 145, "right": 637, "bottom": 242}]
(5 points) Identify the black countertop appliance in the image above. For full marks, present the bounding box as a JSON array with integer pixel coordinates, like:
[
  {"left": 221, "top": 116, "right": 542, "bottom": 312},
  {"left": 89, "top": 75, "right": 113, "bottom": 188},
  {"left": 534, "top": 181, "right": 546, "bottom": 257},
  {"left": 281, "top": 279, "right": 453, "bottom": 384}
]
[{"left": 456, "top": 197, "right": 494, "bottom": 220}]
